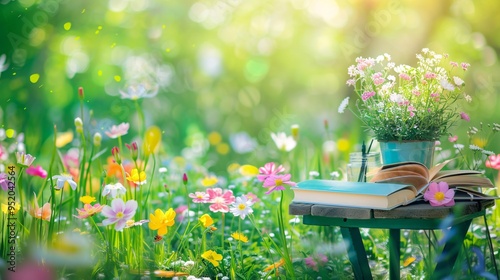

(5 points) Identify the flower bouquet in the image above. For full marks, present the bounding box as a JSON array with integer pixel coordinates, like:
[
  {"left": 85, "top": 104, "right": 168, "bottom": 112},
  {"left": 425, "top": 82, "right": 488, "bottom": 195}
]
[{"left": 339, "top": 48, "right": 472, "bottom": 166}]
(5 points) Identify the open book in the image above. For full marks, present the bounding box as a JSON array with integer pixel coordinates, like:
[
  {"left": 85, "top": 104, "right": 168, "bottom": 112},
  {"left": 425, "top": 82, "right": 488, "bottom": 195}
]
[{"left": 369, "top": 160, "right": 495, "bottom": 199}]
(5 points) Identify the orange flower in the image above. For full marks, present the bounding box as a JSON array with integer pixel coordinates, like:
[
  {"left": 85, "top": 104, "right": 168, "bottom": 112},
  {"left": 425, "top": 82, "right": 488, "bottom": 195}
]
[{"left": 29, "top": 194, "right": 51, "bottom": 221}]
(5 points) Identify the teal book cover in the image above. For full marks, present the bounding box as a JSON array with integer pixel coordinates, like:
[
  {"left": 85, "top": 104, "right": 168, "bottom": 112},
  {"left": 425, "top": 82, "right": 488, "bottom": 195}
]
[{"left": 295, "top": 180, "right": 416, "bottom": 196}]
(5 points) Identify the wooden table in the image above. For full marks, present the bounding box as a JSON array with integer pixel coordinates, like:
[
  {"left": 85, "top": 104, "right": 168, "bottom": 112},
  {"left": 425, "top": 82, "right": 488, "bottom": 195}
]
[{"left": 289, "top": 200, "right": 495, "bottom": 280}]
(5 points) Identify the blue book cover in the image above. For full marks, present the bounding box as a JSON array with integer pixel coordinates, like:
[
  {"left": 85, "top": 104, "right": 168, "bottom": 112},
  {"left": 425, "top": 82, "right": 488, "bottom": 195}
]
[
  {"left": 295, "top": 180, "right": 416, "bottom": 196},
  {"left": 291, "top": 180, "right": 419, "bottom": 210}
]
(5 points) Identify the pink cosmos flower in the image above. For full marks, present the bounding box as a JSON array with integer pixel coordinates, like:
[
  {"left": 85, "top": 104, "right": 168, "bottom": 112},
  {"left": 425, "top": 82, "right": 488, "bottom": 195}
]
[
  {"left": 460, "top": 112, "right": 470, "bottom": 121},
  {"left": 0, "top": 173, "right": 9, "bottom": 191},
  {"left": 448, "top": 135, "right": 458, "bottom": 143},
  {"left": 206, "top": 188, "right": 235, "bottom": 213},
  {"left": 257, "top": 162, "right": 285, "bottom": 182},
  {"left": 75, "top": 203, "right": 105, "bottom": 219},
  {"left": 263, "top": 174, "right": 296, "bottom": 194},
  {"left": 424, "top": 182, "right": 455, "bottom": 207},
  {"left": 101, "top": 198, "right": 138, "bottom": 231},
  {"left": 361, "top": 91, "right": 375, "bottom": 101},
  {"left": 485, "top": 154, "right": 500, "bottom": 170},
  {"left": 461, "top": 62, "right": 470, "bottom": 71},
  {"left": 189, "top": 191, "right": 209, "bottom": 203},
  {"left": 245, "top": 192, "right": 260, "bottom": 203},
  {"left": 26, "top": 165, "right": 48, "bottom": 179},
  {"left": 105, "top": 122, "right": 130, "bottom": 139}
]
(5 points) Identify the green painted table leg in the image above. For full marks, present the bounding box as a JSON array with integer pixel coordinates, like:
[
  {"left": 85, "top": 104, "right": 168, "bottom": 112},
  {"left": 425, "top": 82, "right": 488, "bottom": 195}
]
[
  {"left": 389, "top": 229, "right": 401, "bottom": 280},
  {"left": 431, "top": 220, "right": 472, "bottom": 280},
  {"left": 340, "top": 227, "right": 373, "bottom": 280}
]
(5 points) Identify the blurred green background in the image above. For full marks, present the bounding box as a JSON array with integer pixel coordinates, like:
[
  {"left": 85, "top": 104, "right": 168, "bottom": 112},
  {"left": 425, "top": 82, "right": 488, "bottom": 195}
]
[{"left": 1, "top": 0, "right": 500, "bottom": 170}]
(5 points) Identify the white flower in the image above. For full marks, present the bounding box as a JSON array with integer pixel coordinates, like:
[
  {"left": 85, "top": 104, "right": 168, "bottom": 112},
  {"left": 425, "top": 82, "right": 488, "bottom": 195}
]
[
  {"left": 389, "top": 93, "right": 404, "bottom": 103},
  {"left": 52, "top": 174, "right": 77, "bottom": 190},
  {"left": 0, "top": 54, "right": 9, "bottom": 78},
  {"left": 102, "top": 183, "right": 127, "bottom": 198},
  {"left": 16, "top": 152, "right": 36, "bottom": 167},
  {"left": 453, "top": 144, "right": 464, "bottom": 150},
  {"left": 271, "top": 132, "right": 296, "bottom": 152},
  {"left": 482, "top": 150, "right": 494, "bottom": 156},
  {"left": 338, "top": 97, "right": 349, "bottom": 113},
  {"left": 469, "top": 144, "right": 482, "bottom": 151},
  {"left": 440, "top": 79, "right": 455, "bottom": 91},
  {"left": 464, "top": 94, "right": 472, "bottom": 103},
  {"left": 105, "top": 122, "right": 129, "bottom": 139},
  {"left": 119, "top": 83, "right": 158, "bottom": 100},
  {"left": 453, "top": 76, "right": 464, "bottom": 86},
  {"left": 229, "top": 195, "right": 254, "bottom": 220}
]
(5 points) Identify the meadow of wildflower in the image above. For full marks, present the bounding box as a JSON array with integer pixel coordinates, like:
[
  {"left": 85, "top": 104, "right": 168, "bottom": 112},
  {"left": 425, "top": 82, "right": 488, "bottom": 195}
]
[
  {"left": 1, "top": 87, "right": 499, "bottom": 280},
  {"left": 2, "top": 1, "right": 500, "bottom": 279}
]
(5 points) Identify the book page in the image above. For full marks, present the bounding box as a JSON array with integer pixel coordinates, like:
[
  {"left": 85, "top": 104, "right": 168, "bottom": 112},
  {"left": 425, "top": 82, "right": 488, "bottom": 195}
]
[
  {"left": 434, "top": 174, "right": 495, "bottom": 188},
  {"left": 428, "top": 159, "right": 453, "bottom": 180},
  {"left": 373, "top": 175, "right": 429, "bottom": 192},
  {"left": 378, "top": 161, "right": 429, "bottom": 179}
]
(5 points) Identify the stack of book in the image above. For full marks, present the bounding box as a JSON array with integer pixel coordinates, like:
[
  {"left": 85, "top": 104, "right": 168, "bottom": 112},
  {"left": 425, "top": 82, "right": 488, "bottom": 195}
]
[{"left": 291, "top": 160, "right": 497, "bottom": 210}]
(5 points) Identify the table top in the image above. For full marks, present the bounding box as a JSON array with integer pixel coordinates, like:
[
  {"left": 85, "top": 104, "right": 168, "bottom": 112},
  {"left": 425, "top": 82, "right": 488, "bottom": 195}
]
[{"left": 289, "top": 200, "right": 495, "bottom": 230}]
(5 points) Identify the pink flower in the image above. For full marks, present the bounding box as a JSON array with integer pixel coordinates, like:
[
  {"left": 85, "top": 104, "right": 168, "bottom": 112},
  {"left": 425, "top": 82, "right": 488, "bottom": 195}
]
[
  {"left": 424, "top": 72, "right": 436, "bottom": 79},
  {"left": 485, "top": 154, "right": 500, "bottom": 170},
  {"left": 101, "top": 198, "right": 138, "bottom": 231},
  {"left": 346, "top": 79, "right": 355, "bottom": 86},
  {"left": 450, "top": 61, "right": 459, "bottom": 67},
  {"left": 105, "top": 122, "right": 130, "bottom": 139},
  {"left": 411, "top": 89, "right": 420, "bottom": 96},
  {"left": 361, "top": 91, "right": 375, "bottom": 101},
  {"left": 371, "top": 72, "right": 384, "bottom": 85},
  {"left": 245, "top": 192, "right": 260, "bottom": 203},
  {"left": 26, "top": 165, "right": 48, "bottom": 179},
  {"left": 460, "top": 112, "right": 470, "bottom": 121},
  {"left": 206, "top": 188, "right": 235, "bottom": 213},
  {"left": 423, "top": 182, "right": 455, "bottom": 207},
  {"left": 0, "top": 173, "right": 9, "bottom": 191},
  {"left": 305, "top": 257, "right": 318, "bottom": 271},
  {"left": 448, "top": 135, "right": 458, "bottom": 143},
  {"left": 257, "top": 162, "right": 285, "bottom": 182},
  {"left": 461, "top": 62, "right": 470, "bottom": 71},
  {"left": 75, "top": 203, "right": 104, "bottom": 219},
  {"left": 304, "top": 253, "right": 328, "bottom": 272},
  {"left": 263, "top": 174, "right": 296, "bottom": 194},
  {"left": 399, "top": 73, "right": 411, "bottom": 81},
  {"left": 189, "top": 191, "right": 209, "bottom": 203}
]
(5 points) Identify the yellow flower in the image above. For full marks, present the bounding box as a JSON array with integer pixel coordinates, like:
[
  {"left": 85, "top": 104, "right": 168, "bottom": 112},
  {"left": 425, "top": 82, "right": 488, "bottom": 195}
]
[
  {"left": 199, "top": 214, "right": 214, "bottom": 228},
  {"left": 79, "top": 195, "right": 96, "bottom": 204},
  {"left": 227, "top": 163, "right": 240, "bottom": 174},
  {"left": 231, "top": 231, "right": 248, "bottom": 243},
  {"left": 149, "top": 208, "right": 176, "bottom": 236},
  {"left": 201, "top": 250, "right": 223, "bottom": 267},
  {"left": 263, "top": 258, "right": 285, "bottom": 272},
  {"left": 56, "top": 131, "right": 74, "bottom": 148},
  {"left": 472, "top": 137, "right": 487, "bottom": 149},
  {"left": 201, "top": 176, "right": 218, "bottom": 187},
  {"left": 337, "top": 138, "right": 351, "bottom": 152},
  {"left": 143, "top": 126, "right": 162, "bottom": 156},
  {"left": 1, "top": 202, "right": 21, "bottom": 214},
  {"left": 216, "top": 143, "right": 230, "bottom": 155},
  {"left": 126, "top": 169, "right": 147, "bottom": 185},
  {"left": 403, "top": 256, "right": 416, "bottom": 267},
  {"left": 208, "top": 131, "right": 222, "bottom": 145},
  {"left": 239, "top": 165, "right": 259, "bottom": 177}
]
